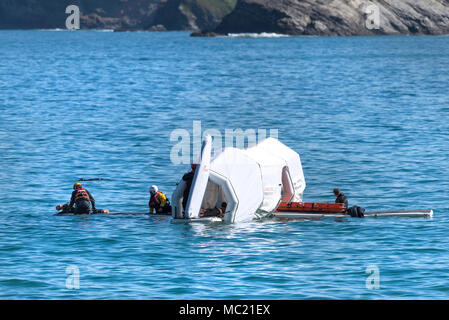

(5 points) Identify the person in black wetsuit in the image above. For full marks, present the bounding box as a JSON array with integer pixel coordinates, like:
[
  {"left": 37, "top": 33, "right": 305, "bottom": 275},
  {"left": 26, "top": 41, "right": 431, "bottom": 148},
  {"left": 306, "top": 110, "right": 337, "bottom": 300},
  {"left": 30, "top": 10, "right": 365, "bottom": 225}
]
[
  {"left": 69, "top": 182, "right": 96, "bottom": 214},
  {"left": 333, "top": 188, "right": 348, "bottom": 210},
  {"left": 182, "top": 163, "right": 197, "bottom": 211}
]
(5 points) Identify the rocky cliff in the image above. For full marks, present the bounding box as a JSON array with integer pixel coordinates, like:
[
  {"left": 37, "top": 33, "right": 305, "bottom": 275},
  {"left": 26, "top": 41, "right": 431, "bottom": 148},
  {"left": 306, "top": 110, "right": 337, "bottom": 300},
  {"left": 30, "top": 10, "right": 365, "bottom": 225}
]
[
  {"left": 2, "top": 0, "right": 449, "bottom": 35},
  {"left": 0, "top": 0, "right": 236, "bottom": 31},
  {"left": 213, "top": 0, "right": 449, "bottom": 36}
]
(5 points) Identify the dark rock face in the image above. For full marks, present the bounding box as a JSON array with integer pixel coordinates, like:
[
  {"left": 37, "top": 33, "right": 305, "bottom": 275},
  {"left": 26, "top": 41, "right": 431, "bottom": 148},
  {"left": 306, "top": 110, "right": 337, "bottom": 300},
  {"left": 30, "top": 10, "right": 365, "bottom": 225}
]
[
  {"left": 80, "top": 0, "right": 163, "bottom": 30},
  {"left": 150, "top": 0, "right": 197, "bottom": 30},
  {"left": 214, "top": 0, "right": 449, "bottom": 36},
  {"left": 0, "top": 0, "right": 162, "bottom": 30},
  {"left": 0, "top": 0, "right": 69, "bottom": 29},
  {"left": 150, "top": 0, "right": 236, "bottom": 31}
]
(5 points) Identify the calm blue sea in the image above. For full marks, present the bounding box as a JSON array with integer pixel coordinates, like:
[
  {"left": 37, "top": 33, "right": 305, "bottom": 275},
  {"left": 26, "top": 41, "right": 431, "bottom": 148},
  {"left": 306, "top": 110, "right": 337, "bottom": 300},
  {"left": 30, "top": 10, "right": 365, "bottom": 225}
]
[{"left": 0, "top": 30, "right": 448, "bottom": 299}]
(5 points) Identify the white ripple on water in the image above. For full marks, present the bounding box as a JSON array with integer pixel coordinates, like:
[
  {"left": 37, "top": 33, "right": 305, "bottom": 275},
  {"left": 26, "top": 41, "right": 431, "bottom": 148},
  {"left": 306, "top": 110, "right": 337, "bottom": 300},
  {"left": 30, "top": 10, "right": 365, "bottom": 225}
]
[{"left": 227, "top": 32, "right": 290, "bottom": 38}]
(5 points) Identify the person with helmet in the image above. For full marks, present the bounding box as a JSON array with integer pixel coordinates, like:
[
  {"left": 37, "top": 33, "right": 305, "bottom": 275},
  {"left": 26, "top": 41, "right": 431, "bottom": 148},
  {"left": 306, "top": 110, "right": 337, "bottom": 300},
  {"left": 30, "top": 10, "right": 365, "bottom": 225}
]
[
  {"left": 182, "top": 163, "right": 197, "bottom": 211},
  {"left": 149, "top": 185, "right": 171, "bottom": 214},
  {"left": 68, "top": 182, "right": 96, "bottom": 214}
]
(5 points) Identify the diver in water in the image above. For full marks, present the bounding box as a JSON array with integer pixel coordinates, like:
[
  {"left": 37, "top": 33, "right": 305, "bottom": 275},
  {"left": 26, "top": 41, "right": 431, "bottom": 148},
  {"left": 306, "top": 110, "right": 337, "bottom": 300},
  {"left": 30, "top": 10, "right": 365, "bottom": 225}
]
[
  {"left": 333, "top": 188, "right": 348, "bottom": 209},
  {"left": 68, "top": 182, "right": 96, "bottom": 214},
  {"left": 149, "top": 185, "right": 171, "bottom": 214}
]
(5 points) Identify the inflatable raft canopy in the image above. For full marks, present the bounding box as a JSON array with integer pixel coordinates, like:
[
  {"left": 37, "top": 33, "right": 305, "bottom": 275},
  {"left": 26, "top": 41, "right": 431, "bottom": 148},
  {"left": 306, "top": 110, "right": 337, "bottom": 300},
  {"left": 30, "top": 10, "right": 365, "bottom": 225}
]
[{"left": 172, "top": 136, "right": 306, "bottom": 223}]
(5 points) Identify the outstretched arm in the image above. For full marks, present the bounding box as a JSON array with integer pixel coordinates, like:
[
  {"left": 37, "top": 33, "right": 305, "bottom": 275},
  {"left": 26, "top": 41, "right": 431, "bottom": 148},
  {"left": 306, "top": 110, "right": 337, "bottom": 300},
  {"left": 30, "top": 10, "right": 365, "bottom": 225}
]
[
  {"left": 68, "top": 191, "right": 76, "bottom": 208},
  {"left": 149, "top": 197, "right": 159, "bottom": 214}
]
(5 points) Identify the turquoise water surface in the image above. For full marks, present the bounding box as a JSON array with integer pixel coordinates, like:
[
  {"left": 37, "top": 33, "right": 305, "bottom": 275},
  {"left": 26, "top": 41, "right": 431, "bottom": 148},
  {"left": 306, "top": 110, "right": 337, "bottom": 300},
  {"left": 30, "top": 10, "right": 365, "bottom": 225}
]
[{"left": 0, "top": 31, "right": 448, "bottom": 299}]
